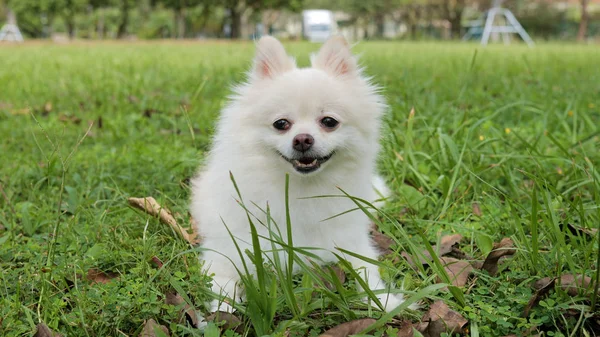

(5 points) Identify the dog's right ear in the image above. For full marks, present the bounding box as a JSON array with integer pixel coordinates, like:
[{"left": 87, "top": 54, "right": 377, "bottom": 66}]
[{"left": 251, "top": 36, "right": 295, "bottom": 81}]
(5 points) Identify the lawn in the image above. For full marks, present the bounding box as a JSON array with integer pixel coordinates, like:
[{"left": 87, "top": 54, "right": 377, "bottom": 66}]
[{"left": 0, "top": 40, "right": 599, "bottom": 337}]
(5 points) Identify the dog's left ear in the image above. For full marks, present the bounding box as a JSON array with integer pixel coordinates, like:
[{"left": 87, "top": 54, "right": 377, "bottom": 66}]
[
  {"left": 312, "top": 35, "right": 358, "bottom": 78},
  {"left": 252, "top": 36, "right": 295, "bottom": 80}
]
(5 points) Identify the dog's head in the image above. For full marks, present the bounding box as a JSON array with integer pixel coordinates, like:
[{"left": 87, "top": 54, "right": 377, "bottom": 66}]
[{"left": 225, "top": 36, "right": 386, "bottom": 176}]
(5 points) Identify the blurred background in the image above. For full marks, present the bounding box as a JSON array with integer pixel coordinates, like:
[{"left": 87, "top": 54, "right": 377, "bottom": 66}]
[{"left": 0, "top": 0, "right": 598, "bottom": 43}]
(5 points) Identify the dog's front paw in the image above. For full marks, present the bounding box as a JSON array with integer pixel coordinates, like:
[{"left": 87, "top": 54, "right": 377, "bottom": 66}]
[
  {"left": 367, "top": 293, "right": 419, "bottom": 313},
  {"left": 377, "top": 293, "right": 405, "bottom": 312},
  {"left": 209, "top": 300, "right": 236, "bottom": 314}
]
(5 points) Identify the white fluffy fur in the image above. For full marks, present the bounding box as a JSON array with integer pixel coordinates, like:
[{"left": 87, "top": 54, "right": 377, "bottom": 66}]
[{"left": 190, "top": 36, "right": 406, "bottom": 313}]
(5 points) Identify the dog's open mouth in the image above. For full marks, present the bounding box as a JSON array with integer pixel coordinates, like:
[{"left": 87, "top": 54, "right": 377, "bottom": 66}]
[{"left": 279, "top": 152, "right": 334, "bottom": 174}]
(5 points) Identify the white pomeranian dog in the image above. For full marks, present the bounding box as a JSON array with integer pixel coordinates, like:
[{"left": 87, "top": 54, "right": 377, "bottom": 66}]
[{"left": 190, "top": 35, "right": 407, "bottom": 314}]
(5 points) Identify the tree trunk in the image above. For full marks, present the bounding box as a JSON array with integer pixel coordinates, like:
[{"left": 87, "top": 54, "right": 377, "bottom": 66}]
[
  {"left": 117, "top": 0, "right": 130, "bottom": 39},
  {"left": 408, "top": 5, "right": 422, "bottom": 40},
  {"left": 449, "top": 15, "right": 462, "bottom": 38},
  {"left": 374, "top": 13, "right": 385, "bottom": 39},
  {"left": 444, "top": 0, "right": 465, "bottom": 39},
  {"left": 175, "top": 8, "right": 185, "bottom": 38},
  {"left": 197, "top": 4, "right": 212, "bottom": 35},
  {"left": 97, "top": 11, "right": 105, "bottom": 39},
  {"left": 577, "top": 0, "right": 589, "bottom": 41},
  {"left": 66, "top": 15, "right": 75, "bottom": 39},
  {"left": 230, "top": 7, "right": 242, "bottom": 39}
]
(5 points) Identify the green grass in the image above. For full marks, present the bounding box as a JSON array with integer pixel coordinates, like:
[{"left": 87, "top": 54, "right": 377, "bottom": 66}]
[{"left": 0, "top": 40, "right": 599, "bottom": 336}]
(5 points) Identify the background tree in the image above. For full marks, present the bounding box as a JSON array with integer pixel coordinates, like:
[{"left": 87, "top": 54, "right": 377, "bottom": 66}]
[
  {"left": 89, "top": 0, "right": 112, "bottom": 38},
  {"left": 440, "top": 0, "right": 466, "bottom": 38},
  {"left": 577, "top": 0, "right": 589, "bottom": 41},
  {"left": 59, "top": 0, "right": 89, "bottom": 38},
  {"left": 158, "top": 0, "right": 211, "bottom": 38},
  {"left": 222, "top": 0, "right": 303, "bottom": 39},
  {"left": 115, "top": 0, "right": 134, "bottom": 38}
]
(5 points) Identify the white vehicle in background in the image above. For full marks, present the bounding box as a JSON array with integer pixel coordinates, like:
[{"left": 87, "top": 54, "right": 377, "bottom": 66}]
[{"left": 302, "top": 10, "right": 335, "bottom": 42}]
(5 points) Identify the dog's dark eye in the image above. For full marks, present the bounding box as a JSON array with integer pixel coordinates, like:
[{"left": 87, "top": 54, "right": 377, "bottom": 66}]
[
  {"left": 273, "top": 119, "right": 291, "bottom": 131},
  {"left": 320, "top": 117, "right": 339, "bottom": 129}
]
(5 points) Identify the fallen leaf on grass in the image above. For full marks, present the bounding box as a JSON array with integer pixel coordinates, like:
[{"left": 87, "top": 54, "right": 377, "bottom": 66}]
[
  {"left": 143, "top": 108, "right": 161, "bottom": 118},
  {"left": 151, "top": 256, "right": 164, "bottom": 268},
  {"left": 481, "top": 237, "right": 516, "bottom": 276},
  {"left": 86, "top": 268, "right": 118, "bottom": 284},
  {"left": 558, "top": 274, "right": 593, "bottom": 296},
  {"left": 43, "top": 102, "right": 53, "bottom": 115},
  {"left": 562, "top": 223, "right": 598, "bottom": 238},
  {"left": 438, "top": 257, "right": 473, "bottom": 288},
  {"left": 370, "top": 223, "right": 394, "bottom": 255},
  {"left": 395, "top": 320, "right": 416, "bottom": 337},
  {"left": 436, "top": 234, "right": 463, "bottom": 257},
  {"left": 402, "top": 234, "right": 463, "bottom": 267},
  {"left": 206, "top": 311, "right": 243, "bottom": 332},
  {"left": 0, "top": 101, "right": 12, "bottom": 110},
  {"left": 319, "top": 265, "right": 346, "bottom": 291},
  {"left": 165, "top": 292, "right": 199, "bottom": 328},
  {"left": 128, "top": 197, "right": 201, "bottom": 245},
  {"left": 319, "top": 318, "right": 376, "bottom": 337},
  {"left": 524, "top": 277, "right": 555, "bottom": 317},
  {"left": 472, "top": 202, "right": 482, "bottom": 217},
  {"left": 128, "top": 95, "right": 140, "bottom": 104},
  {"left": 140, "top": 319, "right": 169, "bottom": 337},
  {"left": 58, "top": 113, "right": 82, "bottom": 124},
  {"left": 34, "top": 323, "right": 62, "bottom": 337},
  {"left": 534, "top": 274, "right": 593, "bottom": 296},
  {"left": 417, "top": 301, "right": 467, "bottom": 337},
  {"left": 10, "top": 107, "right": 31, "bottom": 115}
]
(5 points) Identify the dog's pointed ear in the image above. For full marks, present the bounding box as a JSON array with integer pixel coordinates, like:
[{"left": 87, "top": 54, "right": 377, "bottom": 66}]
[
  {"left": 252, "top": 36, "right": 295, "bottom": 80},
  {"left": 312, "top": 35, "right": 357, "bottom": 78}
]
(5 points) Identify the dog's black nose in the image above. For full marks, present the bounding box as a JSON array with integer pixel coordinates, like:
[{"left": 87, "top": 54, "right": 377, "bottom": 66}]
[{"left": 293, "top": 133, "right": 314, "bottom": 152}]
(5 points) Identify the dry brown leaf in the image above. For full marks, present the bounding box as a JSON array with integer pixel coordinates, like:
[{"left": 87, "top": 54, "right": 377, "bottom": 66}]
[
  {"left": 165, "top": 292, "right": 199, "bottom": 328},
  {"left": 206, "top": 311, "right": 243, "bottom": 332},
  {"left": 481, "top": 238, "right": 516, "bottom": 276},
  {"left": 0, "top": 101, "right": 12, "bottom": 110},
  {"left": 438, "top": 234, "right": 463, "bottom": 256},
  {"left": 151, "top": 256, "right": 164, "bottom": 268},
  {"left": 143, "top": 108, "right": 161, "bottom": 118},
  {"left": 438, "top": 257, "right": 473, "bottom": 288},
  {"left": 43, "top": 102, "right": 53, "bottom": 114},
  {"left": 563, "top": 223, "right": 598, "bottom": 238},
  {"left": 402, "top": 234, "right": 463, "bottom": 267},
  {"left": 10, "top": 107, "right": 31, "bottom": 115},
  {"left": 559, "top": 274, "right": 593, "bottom": 296},
  {"left": 128, "top": 197, "right": 201, "bottom": 245},
  {"left": 524, "top": 277, "right": 555, "bottom": 317},
  {"left": 396, "top": 320, "right": 415, "bottom": 337},
  {"left": 320, "top": 265, "right": 346, "bottom": 291},
  {"left": 534, "top": 274, "right": 594, "bottom": 297},
  {"left": 472, "top": 202, "right": 482, "bottom": 217},
  {"left": 128, "top": 95, "right": 140, "bottom": 104},
  {"left": 418, "top": 301, "right": 467, "bottom": 337},
  {"left": 34, "top": 323, "right": 62, "bottom": 337},
  {"left": 58, "top": 114, "right": 82, "bottom": 124},
  {"left": 140, "top": 319, "right": 169, "bottom": 337},
  {"left": 86, "top": 268, "right": 118, "bottom": 285},
  {"left": 319, "top": 318, "right": 376, "bottom": 337},
  {"left": 370, "top": 223, "right": 394, "bottom": 255}
]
